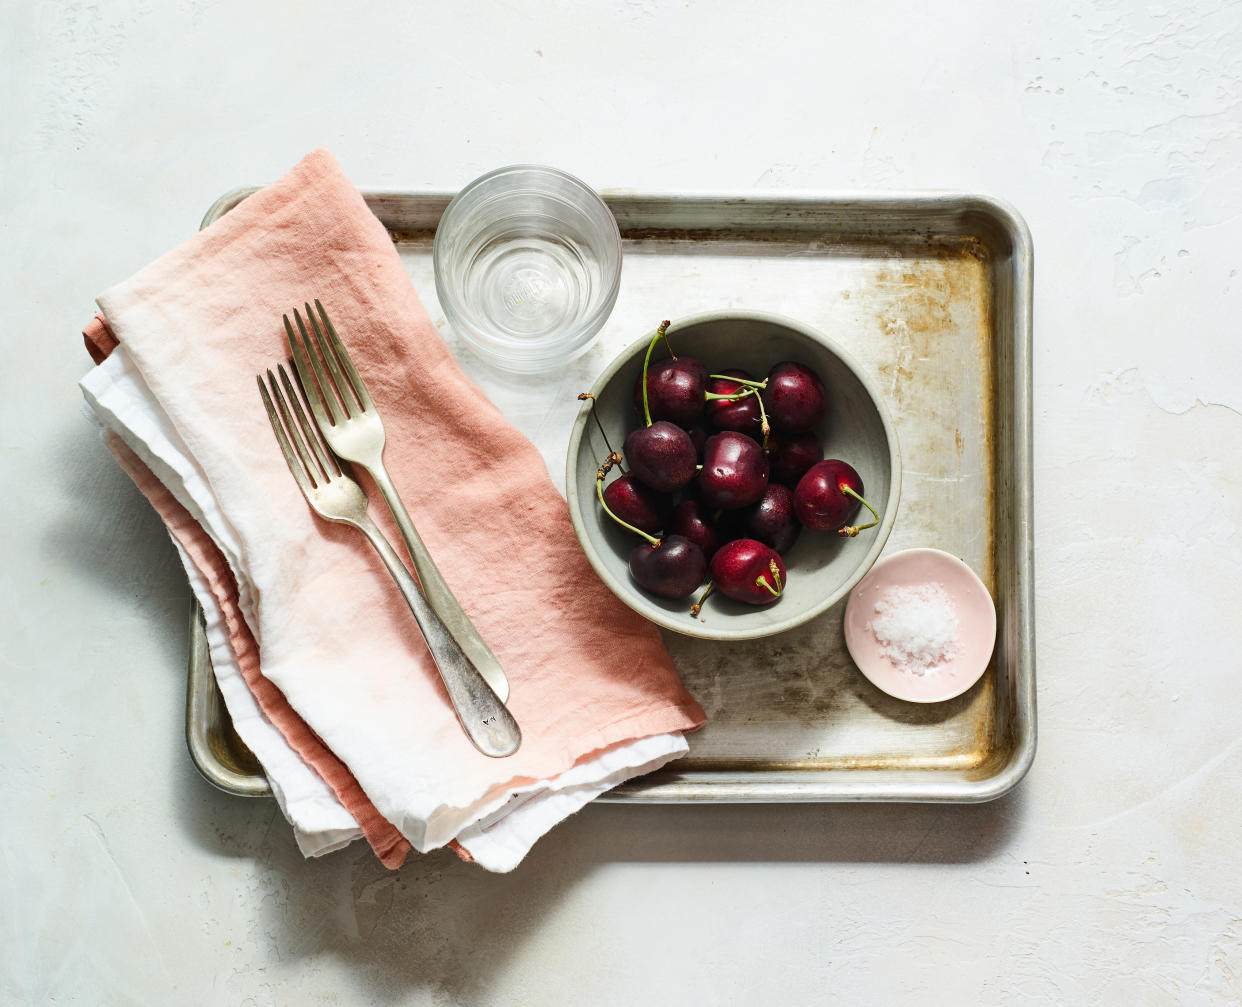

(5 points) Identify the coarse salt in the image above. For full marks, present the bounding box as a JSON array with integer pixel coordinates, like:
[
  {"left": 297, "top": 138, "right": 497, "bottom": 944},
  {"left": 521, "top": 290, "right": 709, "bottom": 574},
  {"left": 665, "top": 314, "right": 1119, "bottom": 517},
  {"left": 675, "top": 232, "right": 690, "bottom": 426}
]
[{"left": 865, "top": 582, "right": 960, "bottom": 675}]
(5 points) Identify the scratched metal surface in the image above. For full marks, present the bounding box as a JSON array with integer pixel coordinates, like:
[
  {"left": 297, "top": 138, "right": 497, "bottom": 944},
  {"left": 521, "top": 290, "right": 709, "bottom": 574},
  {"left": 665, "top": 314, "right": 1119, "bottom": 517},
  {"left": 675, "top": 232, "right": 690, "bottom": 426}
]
[{"left": 188, "top": 189, "right": 1034, "bottom": 803}]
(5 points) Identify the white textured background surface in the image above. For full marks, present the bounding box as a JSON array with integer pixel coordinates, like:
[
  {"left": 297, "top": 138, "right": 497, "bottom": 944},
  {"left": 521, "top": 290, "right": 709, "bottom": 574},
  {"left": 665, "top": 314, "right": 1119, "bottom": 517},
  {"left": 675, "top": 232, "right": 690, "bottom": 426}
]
[{"left": 3, "top": 1, "right": 1240, "bottom": 1003}]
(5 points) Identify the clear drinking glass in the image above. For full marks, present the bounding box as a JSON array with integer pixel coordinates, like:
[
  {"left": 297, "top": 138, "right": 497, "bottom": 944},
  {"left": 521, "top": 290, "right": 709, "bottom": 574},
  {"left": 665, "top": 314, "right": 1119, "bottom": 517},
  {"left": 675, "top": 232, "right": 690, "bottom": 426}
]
[{"left": 433, "top": 165, "right": 622, "bottom": 373}]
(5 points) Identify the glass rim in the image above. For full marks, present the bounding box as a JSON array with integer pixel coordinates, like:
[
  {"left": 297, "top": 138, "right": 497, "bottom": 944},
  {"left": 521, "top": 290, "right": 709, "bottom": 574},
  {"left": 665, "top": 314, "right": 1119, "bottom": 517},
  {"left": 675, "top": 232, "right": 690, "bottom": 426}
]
[{"left": 445, "top": 163, "right": 609, "bottom": 200}]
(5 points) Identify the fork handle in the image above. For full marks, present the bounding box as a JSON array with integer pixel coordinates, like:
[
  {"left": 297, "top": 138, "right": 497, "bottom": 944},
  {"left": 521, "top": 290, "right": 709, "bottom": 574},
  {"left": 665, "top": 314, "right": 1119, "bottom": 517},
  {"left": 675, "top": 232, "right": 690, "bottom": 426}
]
[
  {"left": 353, "top": 515, "right": 521, "bottom": 759},
  {"left": 367, "top": 465, "right": 510, "bottom": 703}
]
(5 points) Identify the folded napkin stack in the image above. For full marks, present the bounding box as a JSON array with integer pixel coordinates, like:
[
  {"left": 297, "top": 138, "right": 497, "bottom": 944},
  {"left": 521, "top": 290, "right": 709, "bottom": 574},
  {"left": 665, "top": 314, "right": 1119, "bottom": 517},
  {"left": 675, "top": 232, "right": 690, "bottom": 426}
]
[{"left": 80, "top": 149, "right": 704, "bottom": 871}]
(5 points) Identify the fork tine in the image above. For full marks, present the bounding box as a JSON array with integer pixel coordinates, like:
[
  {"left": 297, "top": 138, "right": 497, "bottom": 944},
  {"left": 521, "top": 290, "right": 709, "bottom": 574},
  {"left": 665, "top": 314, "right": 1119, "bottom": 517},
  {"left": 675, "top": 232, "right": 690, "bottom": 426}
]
[
  {"left": 313, "top": 299, "right": 374, "bottom": 412},
  {"left": 287, "top": 312, "right": 344, "bottom": 426},
  {"left": 267, "top": 367, "right": 323, "bottom": 489},
  {"left": 303, "top": 302, "right": 361, "bottom": 415},
  {"left": 257, "top": 371, "right": 315, "bottom": 496},
  {"left": 279, "top": 364, "right": 337, "bottom": 482}
]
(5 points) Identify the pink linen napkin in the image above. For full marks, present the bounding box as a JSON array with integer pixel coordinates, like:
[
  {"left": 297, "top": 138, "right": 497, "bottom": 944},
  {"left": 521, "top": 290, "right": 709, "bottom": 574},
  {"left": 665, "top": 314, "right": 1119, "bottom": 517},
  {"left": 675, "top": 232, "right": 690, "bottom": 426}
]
[{"left": 85, "top": 148, "right": 704, "bottom": 861}]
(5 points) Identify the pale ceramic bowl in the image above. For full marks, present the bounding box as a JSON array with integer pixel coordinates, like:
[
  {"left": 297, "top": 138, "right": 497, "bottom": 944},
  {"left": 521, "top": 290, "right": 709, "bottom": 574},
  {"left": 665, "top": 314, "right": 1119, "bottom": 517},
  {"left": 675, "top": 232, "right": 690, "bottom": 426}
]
[{"left": 566, "top": 310, "right": 902, "bottom": 641}]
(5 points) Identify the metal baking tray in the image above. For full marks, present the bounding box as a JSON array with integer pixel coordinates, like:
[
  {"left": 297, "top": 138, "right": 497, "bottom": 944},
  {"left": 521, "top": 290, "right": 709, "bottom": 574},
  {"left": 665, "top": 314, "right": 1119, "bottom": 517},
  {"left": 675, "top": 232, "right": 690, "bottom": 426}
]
[{"left": 188, "top": 187, "right": 1035, "bottom": 804}]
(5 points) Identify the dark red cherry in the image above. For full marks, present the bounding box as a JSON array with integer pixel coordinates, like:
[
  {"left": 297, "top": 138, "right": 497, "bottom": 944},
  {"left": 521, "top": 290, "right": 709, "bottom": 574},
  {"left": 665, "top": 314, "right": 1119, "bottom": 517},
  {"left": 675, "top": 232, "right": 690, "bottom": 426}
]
[
  {"left": 686, "top": 424, "right": 710, "bottom": 461},
  {"left": 767, "top": 431, "right": 824, "bottom": 486},
  {"left": 629, "top": 535, "right": 707, "bottom": 599},
  {"left": 764, "top": 361, "right": 826, "bottom": 433},
  {"left": 743, "top": 483, "right": 801, "bottom": 554},
  {"left": 705, "top": 369, "right": 761, "bottom": 436},
  {"left": 669, "top": 498, "right": 722, "bottom": 560},
  {"left": 698, "top": 431, "right": 769, "bottom": 510},
  {"left": 634, "top": 356, "right": 709, "bottom": 427},
  {"left": 794, "top": 459, "right": 864, "bottom": 531},
  {"left": 602, "top": 475, "right": 672, "bottom": 535},
  {"left": 710, "top": 539, "right": 786, "bottom": 605},
  {"left": 624, "top": 421, "right": 697, "bottom": 493}
]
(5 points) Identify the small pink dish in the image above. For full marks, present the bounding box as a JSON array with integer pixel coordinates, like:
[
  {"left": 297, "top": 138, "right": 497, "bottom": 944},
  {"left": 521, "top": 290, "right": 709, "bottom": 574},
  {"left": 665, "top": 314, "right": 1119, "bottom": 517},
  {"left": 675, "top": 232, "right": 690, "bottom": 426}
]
[{"left": 843, "top": 548, "right": 996, "bottom": 703}]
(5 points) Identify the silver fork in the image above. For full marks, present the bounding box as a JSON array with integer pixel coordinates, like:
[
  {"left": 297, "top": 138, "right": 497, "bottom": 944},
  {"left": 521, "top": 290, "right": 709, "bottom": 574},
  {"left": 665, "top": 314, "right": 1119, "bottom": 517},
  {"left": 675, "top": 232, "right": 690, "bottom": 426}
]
[
  {"left": 285, "top": 300, "right": 510, "bottom": 703},
  {"left": 257, "top": 364, "right": 521, "bottom": 759}
]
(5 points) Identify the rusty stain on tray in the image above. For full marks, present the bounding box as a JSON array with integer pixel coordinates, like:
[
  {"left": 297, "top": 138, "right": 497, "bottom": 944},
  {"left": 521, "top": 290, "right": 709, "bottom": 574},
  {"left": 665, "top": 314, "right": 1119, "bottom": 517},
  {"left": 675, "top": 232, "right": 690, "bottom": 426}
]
[{"left": 651, "top": 238, "right": 1006, "bottom": 780}]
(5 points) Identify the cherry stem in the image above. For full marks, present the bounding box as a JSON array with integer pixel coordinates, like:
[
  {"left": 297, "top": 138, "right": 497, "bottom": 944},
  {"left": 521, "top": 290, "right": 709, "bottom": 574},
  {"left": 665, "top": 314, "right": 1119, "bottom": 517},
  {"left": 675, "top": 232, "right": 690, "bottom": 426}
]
[
  {"left": 690, "top": 580, "right": 714, "bottom": 617},
  {"left": 755, "top": 574, "right": 781, "bottom": 598},
  {"left": 754, "top": 389, "right": 771, "bottom": 447},
  {"left": 599, "top": 450, "right": 623, "bottom": 476},
  {"left": 657, "top": 319, "right": 676, "bottom": 358},
  {"left": 578, "top": 392, "right": 625, "bottom": 472},
  {"left": 596, "top": 469, "right": 660, "bottom": 546},
  {"left": 838, "top": 485, "right": 881, "bottom": 537},
  {"left": 708, "top": 374, "right": 767, "bottom": 390},
  {"left": 640, "top": 324, "right": 666, "bottom": 428}
]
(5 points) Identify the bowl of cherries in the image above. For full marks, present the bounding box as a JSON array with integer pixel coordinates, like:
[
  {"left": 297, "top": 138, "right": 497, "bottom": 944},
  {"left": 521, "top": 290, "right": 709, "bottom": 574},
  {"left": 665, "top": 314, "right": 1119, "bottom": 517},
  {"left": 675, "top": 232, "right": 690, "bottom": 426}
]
[{"left": 566, "top": 310, "right": 902, "bottom": 641}]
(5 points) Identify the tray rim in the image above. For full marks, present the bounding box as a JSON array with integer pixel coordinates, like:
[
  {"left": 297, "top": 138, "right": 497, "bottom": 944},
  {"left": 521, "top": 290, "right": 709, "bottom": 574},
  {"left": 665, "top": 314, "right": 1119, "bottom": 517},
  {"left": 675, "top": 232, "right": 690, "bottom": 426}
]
[{"left": 186, "top": 185, "right": 1035, "bottom": 805}]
